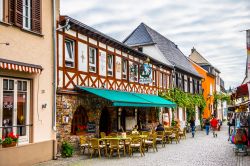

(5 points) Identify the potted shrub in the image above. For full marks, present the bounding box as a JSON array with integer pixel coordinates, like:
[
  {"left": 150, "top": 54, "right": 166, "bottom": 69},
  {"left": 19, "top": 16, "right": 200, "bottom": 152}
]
[
  {"left": 2, "top": 132, "right": 19, "bottom": 148},
  {"left": 61, "top": 141, "right": 74, "bottom": 157}
]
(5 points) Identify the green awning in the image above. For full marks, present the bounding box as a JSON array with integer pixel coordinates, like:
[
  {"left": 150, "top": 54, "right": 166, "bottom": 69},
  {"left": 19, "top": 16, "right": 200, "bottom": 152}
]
[{"left": 76, "top": 86, "right": 176, "bottom": 108}]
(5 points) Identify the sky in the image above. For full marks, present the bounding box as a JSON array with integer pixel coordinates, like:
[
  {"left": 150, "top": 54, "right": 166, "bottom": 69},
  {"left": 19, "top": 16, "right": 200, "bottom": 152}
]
[{"left": 60, "top": 0, "right": 250, "bottom": 89}]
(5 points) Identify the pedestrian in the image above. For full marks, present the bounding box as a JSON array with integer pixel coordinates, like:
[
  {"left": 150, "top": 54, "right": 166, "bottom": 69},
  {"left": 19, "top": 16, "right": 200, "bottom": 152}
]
[
  {"left": 156, "top": 123, "right": 164, "bottom": 131},
  {"left": 205, "top": 118, "right": 210, "bottom": 135},
  {"left": 210, "top": 116, "right": 218, "bottom": 137},
  {"left": 189, "top": 117, "right": 195, "bottom": 138}
]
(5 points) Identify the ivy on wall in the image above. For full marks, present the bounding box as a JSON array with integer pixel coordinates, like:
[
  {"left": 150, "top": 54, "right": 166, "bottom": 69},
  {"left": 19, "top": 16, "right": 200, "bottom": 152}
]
[{"left": 159, "top": 88, "right": 206, "bottom": 125}]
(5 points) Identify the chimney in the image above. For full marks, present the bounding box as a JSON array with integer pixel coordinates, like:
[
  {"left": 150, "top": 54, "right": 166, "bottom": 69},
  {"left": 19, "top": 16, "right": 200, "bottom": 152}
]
[{"left": 191, "top": 47, "right": 196, "bottom": 53}]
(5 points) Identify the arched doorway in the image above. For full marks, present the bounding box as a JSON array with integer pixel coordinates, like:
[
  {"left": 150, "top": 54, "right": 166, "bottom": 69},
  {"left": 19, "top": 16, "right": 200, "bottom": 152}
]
[
  {"left": 99, "top": 107, "right": 111, "bottom": 134},
  {"left": 71, "top": 106, "right": 88, "bottom": 135}
]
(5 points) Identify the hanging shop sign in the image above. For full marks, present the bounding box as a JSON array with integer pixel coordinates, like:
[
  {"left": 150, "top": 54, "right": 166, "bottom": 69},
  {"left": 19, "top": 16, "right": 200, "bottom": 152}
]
[{"left": 139, "top": 63, "right": 152, "bottom": 84}]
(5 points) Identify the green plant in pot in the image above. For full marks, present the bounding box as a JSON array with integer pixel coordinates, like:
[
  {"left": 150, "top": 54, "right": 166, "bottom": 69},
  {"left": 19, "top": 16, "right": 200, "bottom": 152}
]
[
  {"left": 61, "top": 141, "right": 74, "bottom": 157},
  {"left": 2, "top": 132, "right": 19, "bottom": 148}
]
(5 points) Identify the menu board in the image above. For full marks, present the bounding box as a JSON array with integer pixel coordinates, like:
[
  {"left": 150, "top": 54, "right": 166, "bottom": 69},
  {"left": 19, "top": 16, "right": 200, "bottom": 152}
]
[{"left": 87, "top": 122, "right": 96, "bottom": 133}]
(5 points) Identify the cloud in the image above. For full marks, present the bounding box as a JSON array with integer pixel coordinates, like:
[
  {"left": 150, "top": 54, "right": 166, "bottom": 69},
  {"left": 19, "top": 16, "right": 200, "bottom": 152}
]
[{"left": 61, "top": 0, "right": 250, "bottom": 89}]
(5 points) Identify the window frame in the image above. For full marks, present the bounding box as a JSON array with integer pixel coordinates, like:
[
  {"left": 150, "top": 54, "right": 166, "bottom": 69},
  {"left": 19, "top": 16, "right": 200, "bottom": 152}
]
[
  {"left": 0, "top": 0, "right": 3, "bottom": 22},
  {"left": 64, "top": 38, "right": 75, "bottom": 68},
  {"left": 22, "top": 0, "right": 31, "bottom": 30},
  {"left": 88, "top": 47, "right": 97, "bottom": 73},
  {"left": 152, "top": 70, "right": 157, "bottom": 86},
  {"left": 107, "top": 54, "right": 114, "bottom": 77}
]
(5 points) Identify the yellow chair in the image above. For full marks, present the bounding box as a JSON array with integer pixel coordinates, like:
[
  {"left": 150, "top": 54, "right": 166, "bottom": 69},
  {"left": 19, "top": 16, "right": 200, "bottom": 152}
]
[
  {"left": 79, "top": 136, "right": 90, "bottom": 155},
  {"left": 100, "top": 132, "right": 106, "bottom": 138},
  {"left": 179, "top": 127, "right": 186, "bottom": 139},
  {"left": 109, "top": 132, "right": 118, "bottom": 137},
  {"left": 109, "top": 139, "right": 125, "bottom": 158},
  {"left": 156, "top": 131, "right": 166, "bottom": 147},
  {"left": 145, "top": 133, "right": 158, "bottom": 152},
  {"left": 89, "top": 138, "right": 106, "bottom": 158},
  {"left": 129, "top": 136, "right": 144, "bottom": 157}
]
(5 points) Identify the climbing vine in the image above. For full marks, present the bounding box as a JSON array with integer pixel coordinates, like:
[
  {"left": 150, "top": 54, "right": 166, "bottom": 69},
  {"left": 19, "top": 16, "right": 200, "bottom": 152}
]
[{"left": 159, "top": 88, "right": 206, "bottom": 124}]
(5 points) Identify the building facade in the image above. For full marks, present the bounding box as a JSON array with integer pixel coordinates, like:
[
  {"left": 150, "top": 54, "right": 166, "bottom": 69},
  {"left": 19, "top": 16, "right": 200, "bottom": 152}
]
[
  {"left": 0, "top": 0, "right": 59, "bottom": 165},
  {"left": 123, "top": 23, "right": 202, "bottom": 127},
  {"left": 189, "top": 48, "right": 226, "bottom": 120},
  {"left": 56, "top": 16, "right": 175, "bottom": 148}
]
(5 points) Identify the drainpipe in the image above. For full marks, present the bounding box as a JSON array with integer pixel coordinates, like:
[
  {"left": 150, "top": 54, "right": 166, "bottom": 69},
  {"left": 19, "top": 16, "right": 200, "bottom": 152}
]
[
  {"left": 52, "top": 0, "right": 57, "bottom": 132},
  {"left": 52, "top": 0, "right": 57, "bottom": 160}
]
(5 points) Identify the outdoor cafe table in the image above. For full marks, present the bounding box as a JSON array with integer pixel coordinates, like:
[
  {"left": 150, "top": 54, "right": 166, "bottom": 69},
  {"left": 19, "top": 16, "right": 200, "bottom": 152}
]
[{"left": 101, "top": 135, "right": 148, "bottom": 156}]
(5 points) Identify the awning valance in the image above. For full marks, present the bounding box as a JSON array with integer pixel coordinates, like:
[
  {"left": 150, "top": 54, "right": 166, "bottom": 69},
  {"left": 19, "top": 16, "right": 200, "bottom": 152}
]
[
  {"left": 0, "top": 58, "right": 43, "bottom": 74},
  {"left": 76, "top": 86, "right": 176, "bottom": 108}
]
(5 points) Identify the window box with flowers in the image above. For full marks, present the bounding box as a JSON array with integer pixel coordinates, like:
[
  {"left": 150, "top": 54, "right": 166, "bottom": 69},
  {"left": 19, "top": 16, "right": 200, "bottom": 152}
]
[{"left": 2, "top": 132, "right": 19, "bottom": 148}]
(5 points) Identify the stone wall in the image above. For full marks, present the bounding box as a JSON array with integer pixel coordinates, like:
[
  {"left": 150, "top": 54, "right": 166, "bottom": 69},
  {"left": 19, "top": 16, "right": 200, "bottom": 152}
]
[{"left": 56, "top": 92, "right": 112, "bottom": 152}]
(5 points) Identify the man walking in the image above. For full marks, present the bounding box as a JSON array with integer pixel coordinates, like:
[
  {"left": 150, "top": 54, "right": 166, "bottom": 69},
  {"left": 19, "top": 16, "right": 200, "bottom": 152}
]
[
  {"left": 205, "top": 119, "right": 210, "bottom": 135},
  {"left": 210, "top": 116, "right": 218, "bottom": 137}
]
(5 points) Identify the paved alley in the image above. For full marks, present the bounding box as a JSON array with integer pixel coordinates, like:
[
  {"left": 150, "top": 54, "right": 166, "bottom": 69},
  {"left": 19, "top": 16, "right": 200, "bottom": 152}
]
[{"left": 36, "top": 125, "right": 250, "bottom": 166}]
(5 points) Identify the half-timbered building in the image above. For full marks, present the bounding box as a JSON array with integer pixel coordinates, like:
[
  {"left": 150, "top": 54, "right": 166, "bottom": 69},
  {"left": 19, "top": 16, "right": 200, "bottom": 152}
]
[
  {"left": 56, "top": 16, "right": 176, "bottom": 144},
  {"left": 123, "top": 23, "right": 203, "bottom": 128}
]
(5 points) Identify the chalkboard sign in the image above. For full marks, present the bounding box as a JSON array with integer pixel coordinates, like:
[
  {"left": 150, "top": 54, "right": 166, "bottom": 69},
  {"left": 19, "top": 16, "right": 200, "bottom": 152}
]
[{"left": 87, "top": 122, "right": 96, "bottom": 133}]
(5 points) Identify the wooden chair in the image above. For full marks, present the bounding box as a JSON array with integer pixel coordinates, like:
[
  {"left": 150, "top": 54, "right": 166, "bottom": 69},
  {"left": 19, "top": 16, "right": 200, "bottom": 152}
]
[
  {"left": 89, "top": 138, "right": 106, "bottom": 158},
  {"left": 129, "top": 136, "right": 144, "bottom": 157},
  {"left": 100, "top": 132, "right": 106, "bottom": 138},
  {"left": 156, "top": 131, "right": 166, "bottom": 147},
  {"left": 109, "top": 139, "right": 125, "bottom": 158},
  {"left": 80, "top": 136, "right": 90, "bottom": 155},
  {"left": 145, "top": 133, "right": 158, "bottom": 152},
  {"left": 179, "top": 127, "right": 186, "bottom": 139},
  {"left": 169, "top": 129, "right": 180, "bottom": 144},
  {"left": 109, "top": 132, "right": 118, "bottom": 137}
]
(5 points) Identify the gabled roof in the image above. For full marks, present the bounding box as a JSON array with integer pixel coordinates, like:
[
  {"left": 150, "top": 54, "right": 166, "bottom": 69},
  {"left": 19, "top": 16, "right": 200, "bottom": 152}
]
[
  {"left": 189, "top": 48, "right": 221, "bottom": 73},
  {"left": 189, "top": 48, "right": 211, "bottom": 66},
  {"left": 123, "top": 23, "right": 201, "bottom": 78}
]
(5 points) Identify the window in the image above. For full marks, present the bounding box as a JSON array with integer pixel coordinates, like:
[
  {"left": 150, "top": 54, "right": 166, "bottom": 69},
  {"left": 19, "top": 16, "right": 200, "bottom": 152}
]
[
  {"left": 0, "top": 0, "right": 3, "bottom": 21},
  {"left": 122, "top": 59, "right": 128, "bottom": 80},
  {"left": 187, "top": 77, "right": 190, "bottom": 93},
  {"left": 193, "top": 79, "right": 196, "bottom": 94},
  {"left": 133, "top": 64, "right": 139, "bottom": 82},
  {"left": 138, "top": 47, "right": 143, "bottom": 52},
  {"left": 89, "top": 47, "right": 97, "bottom": 73},
  {"left": 152, "top": 70, "right": 157, "bottom": 86},
  {"left": 107, "top": 54, "right": 114, "bottom": 76},
  {"left": 175, "top": 73, "right": 178, "bottom": 88},
  {"left": 159, "top": 72, "right": 163, "bottom": 87},
  {"left": 65, "top": 39, "right": 75, "bottom": 68},
  {"left": 163, "top": 74, "right": 167, "bottom": 88},
  {"left": 182, "top": 75, "right": 185, "bottom": 91},
  {"left": 23, "top": 0, "right": 31, "bottom": 30}
]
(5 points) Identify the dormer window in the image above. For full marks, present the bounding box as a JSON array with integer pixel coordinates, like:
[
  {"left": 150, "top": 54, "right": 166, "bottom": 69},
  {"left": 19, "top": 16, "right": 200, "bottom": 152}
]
[{"left": 65, "top": 39, "right": 75, "bottom": 68}]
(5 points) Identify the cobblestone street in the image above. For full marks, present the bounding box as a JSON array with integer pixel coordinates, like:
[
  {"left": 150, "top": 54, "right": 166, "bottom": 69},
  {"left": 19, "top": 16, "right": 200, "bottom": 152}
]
[{"left": 36, "top": 125, "right": 250, "bottom": 166}]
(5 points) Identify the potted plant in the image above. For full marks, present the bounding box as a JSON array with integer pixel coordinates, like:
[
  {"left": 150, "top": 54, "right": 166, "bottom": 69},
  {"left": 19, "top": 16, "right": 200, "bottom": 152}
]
[{"left": 2, "top": 132, "right": 19, "bottom": 148}]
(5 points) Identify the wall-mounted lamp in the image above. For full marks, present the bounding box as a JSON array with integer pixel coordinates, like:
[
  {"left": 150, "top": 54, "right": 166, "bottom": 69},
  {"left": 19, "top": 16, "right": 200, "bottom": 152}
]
[
  {"left": 56, "top": 18, "right": 71, "bottom": 31},
  {"left": 0, "top": 42, "right": 10, "bottom": 46}
]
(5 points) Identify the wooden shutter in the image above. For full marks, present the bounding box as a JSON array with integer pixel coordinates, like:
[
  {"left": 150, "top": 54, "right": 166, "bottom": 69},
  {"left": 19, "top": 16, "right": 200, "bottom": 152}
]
[
  {"left": 31, "top": 0, "right": 41, "bottom": 33},
  {"left": 8, "top": 0, "right": 15, "bottom": 24},
  {"left": 15, "top": 0, "right": 23, "bottom": 27}
]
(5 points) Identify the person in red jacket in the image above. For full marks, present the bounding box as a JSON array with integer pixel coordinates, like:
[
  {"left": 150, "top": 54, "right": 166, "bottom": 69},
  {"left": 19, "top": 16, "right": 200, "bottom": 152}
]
[{"left": 210, "top": 116, "right": 218, "bottom": 138}]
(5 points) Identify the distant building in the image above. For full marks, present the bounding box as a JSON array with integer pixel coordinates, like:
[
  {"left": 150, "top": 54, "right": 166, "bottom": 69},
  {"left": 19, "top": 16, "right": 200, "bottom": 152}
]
[{"left": 189, "top": 48, "right": 227, "bottom": 120}]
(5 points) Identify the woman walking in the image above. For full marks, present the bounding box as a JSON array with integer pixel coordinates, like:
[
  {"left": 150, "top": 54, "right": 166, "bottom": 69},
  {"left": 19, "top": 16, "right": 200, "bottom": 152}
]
[
  {"left": 210, "top": 116, "right": 218, "bottom": 137},
  {"left": 190, "top": 117, "right": 196, "bottom": 138},
  {"left": 205, "top": 119, "right": 210, "bottom": 135}
]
